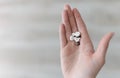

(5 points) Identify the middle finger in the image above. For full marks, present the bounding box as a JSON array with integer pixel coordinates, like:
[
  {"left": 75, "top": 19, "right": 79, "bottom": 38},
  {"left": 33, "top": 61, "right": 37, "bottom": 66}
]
[{"left": 65, "top": 4, "right": 77, "bottom": 32}]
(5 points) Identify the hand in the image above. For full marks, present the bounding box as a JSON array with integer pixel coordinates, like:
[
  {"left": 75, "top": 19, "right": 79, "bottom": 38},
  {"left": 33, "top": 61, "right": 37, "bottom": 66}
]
[{"left": 59, "top": 4, "right": 114, "bottom": 78}]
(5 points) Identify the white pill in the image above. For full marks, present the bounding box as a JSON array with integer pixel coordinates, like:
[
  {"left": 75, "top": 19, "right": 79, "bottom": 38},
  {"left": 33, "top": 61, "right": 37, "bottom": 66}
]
[
  {"left": 74, "top": 32, "right": 81, "bottom": 37},
  {"left": 74, "top": 37, "right": 80, "bottom": 42},
  {"left": 72, "top": 33, "right": 75, "bottom": 36},
  {"left": 70, "top": 36, "right": 74, "bottom": 41}
]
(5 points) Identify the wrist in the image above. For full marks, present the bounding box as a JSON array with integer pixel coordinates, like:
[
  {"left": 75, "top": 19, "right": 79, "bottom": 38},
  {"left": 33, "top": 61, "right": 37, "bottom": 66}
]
[
  {"left": 64, "top": 77, "right": 95, "bottom": 78},
  {"left": 64, "top": 75, "right": 96, "bottom": 78}
]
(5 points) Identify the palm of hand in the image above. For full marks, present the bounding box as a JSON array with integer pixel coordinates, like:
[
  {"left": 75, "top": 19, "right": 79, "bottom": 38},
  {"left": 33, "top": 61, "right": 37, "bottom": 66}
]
[
  {"left": 59, "top": 5, "right": 114, "bottom": 78},
  {"left": 61, "top": 43, "right": 102, "bottom": 78}
]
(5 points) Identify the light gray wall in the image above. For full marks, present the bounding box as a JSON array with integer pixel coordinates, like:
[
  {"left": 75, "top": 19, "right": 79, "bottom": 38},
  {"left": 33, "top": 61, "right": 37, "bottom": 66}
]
[{"left": 0, "top": 0, "right": 119, "bottom": 78}]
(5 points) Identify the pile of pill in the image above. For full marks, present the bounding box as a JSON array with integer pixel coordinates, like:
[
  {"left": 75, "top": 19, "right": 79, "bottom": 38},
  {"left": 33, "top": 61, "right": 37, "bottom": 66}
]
[{"left": 70, "top": 32, "right": 81, "bottom": 43}]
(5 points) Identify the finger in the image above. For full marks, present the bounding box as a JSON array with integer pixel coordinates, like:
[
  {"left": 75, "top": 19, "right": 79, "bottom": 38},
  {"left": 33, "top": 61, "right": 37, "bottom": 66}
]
[
  {"left": 62, "top": 9, "right": 71, "bottom": 41},
  {"left": 73, "top": 8, "right": 94, "bottom": 52},
  {"left": 59, "top": 23, "right": 67, "bottom": 48},
  {"left": 96, "top": 32, "right": 114, "bottom": 58},
  {"left": 64, "top": 4, "right": 77, "bottom": 32},
  {"left": 73, "top": 8, "right": 91, "bottom": 43}
]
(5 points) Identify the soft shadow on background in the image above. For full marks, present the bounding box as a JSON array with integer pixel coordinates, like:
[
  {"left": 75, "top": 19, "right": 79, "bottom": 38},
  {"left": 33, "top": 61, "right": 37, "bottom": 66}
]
[{"left": 0, "top": 0, "right": 119, "bottom": 78}]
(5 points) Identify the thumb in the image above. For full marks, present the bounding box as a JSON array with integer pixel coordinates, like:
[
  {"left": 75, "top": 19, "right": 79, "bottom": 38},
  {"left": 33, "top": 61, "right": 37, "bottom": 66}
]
[{"left": 95, "top": 32, "right": 114, "bottom": 58}]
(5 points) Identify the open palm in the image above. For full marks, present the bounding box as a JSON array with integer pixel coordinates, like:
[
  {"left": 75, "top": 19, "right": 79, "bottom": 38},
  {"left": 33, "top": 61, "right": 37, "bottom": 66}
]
[{"left": 59, "top": 5, "right": 114, "bottom": 78}]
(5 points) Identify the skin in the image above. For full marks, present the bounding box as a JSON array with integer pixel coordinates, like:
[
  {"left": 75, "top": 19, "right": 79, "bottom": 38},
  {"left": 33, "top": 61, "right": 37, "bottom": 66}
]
[{"left": 59, "top": 4, "right": 114, "bottom": 78}]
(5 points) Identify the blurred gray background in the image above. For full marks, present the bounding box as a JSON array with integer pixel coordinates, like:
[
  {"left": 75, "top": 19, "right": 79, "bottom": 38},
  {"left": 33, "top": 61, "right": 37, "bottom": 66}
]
[{"left": 0, "top": 0, "right": 119, "bottom": 78}]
